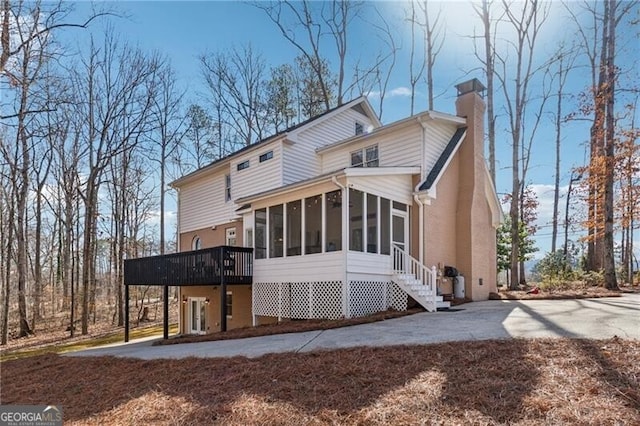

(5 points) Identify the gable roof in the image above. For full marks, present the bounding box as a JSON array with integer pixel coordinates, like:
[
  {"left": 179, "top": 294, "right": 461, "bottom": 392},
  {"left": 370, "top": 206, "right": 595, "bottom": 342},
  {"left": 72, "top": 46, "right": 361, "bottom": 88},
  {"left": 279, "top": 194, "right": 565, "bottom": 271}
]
[
  {"left": 170, "top": 97, "right": 380, "bottom": 188},
  {"left": 418, "top": 126, "right": 467, "bottom": 191},
  {"left": 316, "top": 109, "right": 465, "bottom": 154}
]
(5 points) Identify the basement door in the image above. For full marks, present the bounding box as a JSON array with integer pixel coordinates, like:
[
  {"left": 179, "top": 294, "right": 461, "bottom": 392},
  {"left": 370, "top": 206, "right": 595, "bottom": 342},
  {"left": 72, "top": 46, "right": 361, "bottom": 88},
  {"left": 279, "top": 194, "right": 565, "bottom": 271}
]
[{"left": 189, "top": 297, "right": 207, "bottom": 334}]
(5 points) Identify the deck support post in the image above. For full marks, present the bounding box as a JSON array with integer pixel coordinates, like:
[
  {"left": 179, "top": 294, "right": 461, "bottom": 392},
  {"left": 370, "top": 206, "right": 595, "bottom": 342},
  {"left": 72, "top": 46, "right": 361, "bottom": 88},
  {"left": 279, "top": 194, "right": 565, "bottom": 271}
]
[
  {"left": 163, "top": 285, "right": 169, "bottom": 340},
  {"left": 220, "top": 247, "right": 227, "bottom": 332},
  {"left": 124, "top": 284, "right": 130, "bottom": 342}
]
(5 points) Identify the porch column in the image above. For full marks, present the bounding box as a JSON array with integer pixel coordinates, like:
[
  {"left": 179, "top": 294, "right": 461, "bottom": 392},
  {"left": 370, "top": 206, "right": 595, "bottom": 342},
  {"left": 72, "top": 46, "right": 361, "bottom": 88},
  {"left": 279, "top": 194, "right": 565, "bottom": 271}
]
[
  {"left": 220, "top": 247, "right": 227, "bottom": 332},
  {"left": 124, "top": 284, "right": 129, "bottom": 342},
  {"left": 163, "top": 285, "right": 169, "bottom": 340}
]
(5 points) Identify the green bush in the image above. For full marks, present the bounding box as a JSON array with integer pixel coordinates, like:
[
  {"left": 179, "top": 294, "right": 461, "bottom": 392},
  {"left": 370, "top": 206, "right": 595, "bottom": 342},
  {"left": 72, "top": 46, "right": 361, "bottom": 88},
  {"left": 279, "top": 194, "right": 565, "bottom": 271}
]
[
  {"left": 575, "top": 270, "right": 604, "bottom": 287},
  {"left": 531, "top": 250, "right": 575, "bottom": 283},
  {"left": 538, "top": 278, "right": 574, "bottom": 292}
]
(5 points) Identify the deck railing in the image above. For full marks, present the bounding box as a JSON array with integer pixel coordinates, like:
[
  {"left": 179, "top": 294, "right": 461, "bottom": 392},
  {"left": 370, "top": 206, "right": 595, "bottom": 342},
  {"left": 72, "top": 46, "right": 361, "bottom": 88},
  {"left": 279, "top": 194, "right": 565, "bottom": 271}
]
[{"left": 124, "top": 246, "right": 253, "bottom": 286}]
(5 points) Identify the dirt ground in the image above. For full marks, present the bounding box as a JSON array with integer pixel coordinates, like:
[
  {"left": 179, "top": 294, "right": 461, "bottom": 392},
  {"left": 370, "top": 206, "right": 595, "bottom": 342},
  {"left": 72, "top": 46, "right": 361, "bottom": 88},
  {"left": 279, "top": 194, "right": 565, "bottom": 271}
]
[
  {"left": 1, "top": 299, "right": 179, "bottom": 354},
  {"left": 1, "top": 338, "right": 638, "bottom": 425}
]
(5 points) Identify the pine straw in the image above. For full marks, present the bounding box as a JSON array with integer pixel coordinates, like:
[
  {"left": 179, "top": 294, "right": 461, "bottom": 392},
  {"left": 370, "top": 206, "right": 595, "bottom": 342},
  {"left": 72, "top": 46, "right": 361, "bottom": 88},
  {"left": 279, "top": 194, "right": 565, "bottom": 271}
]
[
  {"left": 2, "top": 338, "right": 639, "bottom": 425},
  {"left": 489, "top": 287, "right": 624, "bottom": 301},
  {"left": 155, "top": 308, "right": 424, "bottom": 346}
]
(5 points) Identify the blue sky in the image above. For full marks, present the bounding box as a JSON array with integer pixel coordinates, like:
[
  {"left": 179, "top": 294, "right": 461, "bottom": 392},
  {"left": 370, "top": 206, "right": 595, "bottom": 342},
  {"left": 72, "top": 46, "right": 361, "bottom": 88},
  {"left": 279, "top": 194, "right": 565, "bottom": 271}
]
[{"left": 64, "top": 1, "right": 639, "bottom": 260}]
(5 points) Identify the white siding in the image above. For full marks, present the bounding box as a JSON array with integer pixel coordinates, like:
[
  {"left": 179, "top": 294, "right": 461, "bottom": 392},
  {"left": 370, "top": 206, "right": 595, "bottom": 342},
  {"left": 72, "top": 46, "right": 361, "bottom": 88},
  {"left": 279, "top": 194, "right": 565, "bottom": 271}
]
[
  {"left": 284, "top": 108, "right": 373, "bottom": 184},
  {"left": 231, "top": 142, "right": 283, "bottom": 200},
  {"left": 321, "top": 123, "right": 422, "bottom": 172},
  {"left": 347, "top": 252, "right": 392, "bottom": 276},
  {"left": 320, "top": 119, "right": 459, "bottom": 177},
  {"left": 179, "top": 168, "right": 235, "bottom": 232},
  {"left": 423, "top": 120, "right": 459, "bottom": 173},
  {"left": 348, "top": 174, "right": 414, "bottom": 204},
  {"left": 254, "top": 251, "right": 345, "bottom": 282}
]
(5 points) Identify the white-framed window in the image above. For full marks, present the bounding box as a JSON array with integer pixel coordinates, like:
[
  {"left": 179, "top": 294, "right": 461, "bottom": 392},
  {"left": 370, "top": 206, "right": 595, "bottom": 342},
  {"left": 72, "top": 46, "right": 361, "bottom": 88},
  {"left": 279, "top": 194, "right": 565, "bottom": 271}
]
[
  {"left": 355, "top": 121, "right": 364, "bottom": 135},
  {"left": 351, "top": 144, "right": 379, "bottom": 167},
  {"left": 259, "top": 151, "right": 273, "bottom": 162},
  {"left": 226, "top": 227, "right": 237, "bottom": 246},
  {"left": 226, "top": 292, "right": 233, "bottom": 318},
  {"left": 237, "top": 160, "right": 250, "bottom": 171},
  {"left": 192, "top": 236, "right": 202, "bottom": 251},
  {"left": 225, "top": 174, "right": 231, "bottom": 202}
]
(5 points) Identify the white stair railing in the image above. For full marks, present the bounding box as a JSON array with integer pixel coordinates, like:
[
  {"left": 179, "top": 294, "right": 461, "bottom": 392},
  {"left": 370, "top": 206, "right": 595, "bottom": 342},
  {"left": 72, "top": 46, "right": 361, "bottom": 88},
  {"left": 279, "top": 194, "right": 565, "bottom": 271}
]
[{"left": 392, "top": 244, "right": 437, "bottom": 312}]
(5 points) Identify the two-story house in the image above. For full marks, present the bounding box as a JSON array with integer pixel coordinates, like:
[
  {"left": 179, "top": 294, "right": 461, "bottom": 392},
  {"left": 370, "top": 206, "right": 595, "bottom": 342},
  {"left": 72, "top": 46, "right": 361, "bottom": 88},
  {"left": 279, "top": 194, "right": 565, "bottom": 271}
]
[{"left": 123, "top": 79, "right": 502, "bottom": 339}]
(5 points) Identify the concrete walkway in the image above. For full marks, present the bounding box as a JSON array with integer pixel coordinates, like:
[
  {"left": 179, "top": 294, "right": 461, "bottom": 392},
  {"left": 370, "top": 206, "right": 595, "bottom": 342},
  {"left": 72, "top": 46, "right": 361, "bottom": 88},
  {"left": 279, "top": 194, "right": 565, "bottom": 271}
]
[{"left": 69, "top": 294, "right": 640, "bottom": 360}]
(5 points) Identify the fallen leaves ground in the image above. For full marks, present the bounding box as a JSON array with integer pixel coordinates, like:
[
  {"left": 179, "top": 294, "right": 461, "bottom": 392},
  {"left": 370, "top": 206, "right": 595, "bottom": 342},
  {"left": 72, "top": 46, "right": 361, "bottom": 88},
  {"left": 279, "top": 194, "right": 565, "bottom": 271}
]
[{"left": 2, "top": 338, "right": 638, "bottom": 425}]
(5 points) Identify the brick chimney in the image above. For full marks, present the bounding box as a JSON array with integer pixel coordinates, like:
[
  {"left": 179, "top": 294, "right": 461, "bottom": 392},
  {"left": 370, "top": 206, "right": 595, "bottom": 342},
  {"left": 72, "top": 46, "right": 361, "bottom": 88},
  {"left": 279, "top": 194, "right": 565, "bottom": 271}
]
[{"left": 454, "top": 79, "right": 496, "bottom": 300}]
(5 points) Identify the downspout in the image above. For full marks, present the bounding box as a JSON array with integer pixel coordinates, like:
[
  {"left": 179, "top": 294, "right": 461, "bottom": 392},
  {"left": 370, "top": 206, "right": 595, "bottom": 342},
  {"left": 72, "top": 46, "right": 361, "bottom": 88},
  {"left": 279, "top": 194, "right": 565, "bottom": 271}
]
[
  {"left": 332, "top": 175, "right": 350, "bottom": 318},
  {"left": 175, "top": 186, "right": 182, "bottom": 335},
  {"left": 414, "top": 116, "right": 429, "bottom": 266},
  {"left": 414, "top": 194, "right": 425, "bottom": 265}
]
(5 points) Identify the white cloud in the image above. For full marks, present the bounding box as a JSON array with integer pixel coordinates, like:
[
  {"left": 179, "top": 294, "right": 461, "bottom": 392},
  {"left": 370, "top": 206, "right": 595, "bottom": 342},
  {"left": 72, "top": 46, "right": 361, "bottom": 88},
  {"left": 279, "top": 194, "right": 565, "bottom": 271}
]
[
  {"left": 388, "top": 86, "right": 413, "bottom": 98},
  {"left": 366, "top": 86, "right": 413, "bottom": 100}
]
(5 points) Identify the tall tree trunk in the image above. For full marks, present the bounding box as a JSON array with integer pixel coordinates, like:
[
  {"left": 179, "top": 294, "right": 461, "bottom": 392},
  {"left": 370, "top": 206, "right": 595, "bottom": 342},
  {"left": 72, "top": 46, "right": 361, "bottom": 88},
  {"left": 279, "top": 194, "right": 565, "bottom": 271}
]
[
  {"left": 81, "top": 177, "right": 99, "bottom": 335},
  {"left": 602, "top": 0, "right": 618, "bottom": 290},
  {"left": 551, "top": 59, "right": 564, "bottom": 253},
  {"left": 1, "top": 191, "right": 13, "bottom": 345},
  {"left": 16, "top": 76, "right": 32, "bottom": 338}
]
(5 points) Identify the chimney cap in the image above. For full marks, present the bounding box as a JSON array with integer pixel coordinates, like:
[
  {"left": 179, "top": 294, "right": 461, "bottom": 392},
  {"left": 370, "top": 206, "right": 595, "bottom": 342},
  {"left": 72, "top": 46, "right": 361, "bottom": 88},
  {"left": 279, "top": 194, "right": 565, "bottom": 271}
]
[{"left": 455, "top": 78, "right": 486, "bottom": 97}]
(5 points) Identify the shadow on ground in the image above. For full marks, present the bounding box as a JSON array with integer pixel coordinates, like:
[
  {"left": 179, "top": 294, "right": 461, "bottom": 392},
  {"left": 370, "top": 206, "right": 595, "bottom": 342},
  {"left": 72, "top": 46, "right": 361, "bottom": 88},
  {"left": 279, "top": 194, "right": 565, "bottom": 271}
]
[
  {"left": 2, "top": 299, "right": 639, "bottom": 424},
  {"left": 1, "top": 341, "right": 541, "bottom": 424}
]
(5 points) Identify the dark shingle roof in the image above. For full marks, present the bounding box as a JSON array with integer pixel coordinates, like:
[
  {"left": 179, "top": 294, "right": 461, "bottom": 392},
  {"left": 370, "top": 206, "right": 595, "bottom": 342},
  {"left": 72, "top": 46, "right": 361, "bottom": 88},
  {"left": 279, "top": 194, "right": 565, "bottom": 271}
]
[
  {"left": 419, "top": 127, "right": 467, "bottom": 191},
  {"left": 170, "top": 98, "right": 368, "bottom": 187}
]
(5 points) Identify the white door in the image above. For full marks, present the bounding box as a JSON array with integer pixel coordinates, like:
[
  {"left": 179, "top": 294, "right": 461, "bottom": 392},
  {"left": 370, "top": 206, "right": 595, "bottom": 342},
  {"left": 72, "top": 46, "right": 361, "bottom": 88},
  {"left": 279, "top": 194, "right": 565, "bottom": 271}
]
[
  {"left": 189, "top": 297, "right": 206, "bottom": 334},
  {"left": 392, "top": 210, "right": 409, "bottom": 270},
  {"left": 226, "top": 227, "right": 237, "bottom": 246}
]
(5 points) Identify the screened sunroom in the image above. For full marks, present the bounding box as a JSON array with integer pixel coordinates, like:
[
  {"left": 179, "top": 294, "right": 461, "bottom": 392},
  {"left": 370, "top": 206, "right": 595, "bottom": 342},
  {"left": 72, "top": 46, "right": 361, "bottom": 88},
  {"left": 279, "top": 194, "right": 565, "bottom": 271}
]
[{"left": 237, "top": 167, "right": 420, "bottom": 323}]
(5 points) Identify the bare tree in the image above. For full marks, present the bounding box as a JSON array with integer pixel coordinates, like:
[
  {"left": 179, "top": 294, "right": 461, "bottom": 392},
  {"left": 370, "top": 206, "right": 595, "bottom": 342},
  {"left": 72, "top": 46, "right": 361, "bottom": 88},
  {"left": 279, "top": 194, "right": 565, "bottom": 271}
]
[
  {"left": 417, "top": 0, "right": 445, "bottom": 110},
  {"left": 2, "top": 0, "right": 60, "bottom": 336},
  {"left": 494, "top": 0, "right": 550, "bottom": 288},
  {"left": 567, "top": 0, "right": 637, "bottom": 287},
  {"left": 0, "top": 131, "right": 15, "bottom": 344},
  {"left": 149, "top": 63, "right": 187, "bottom": 255},
  {"left": 406, "top": 1, "right": 425, "bottom": 115},
  {"left": 472, "top": 0, "right": 500, "bottom": 186},
  {"left": 200, "top": 45, "right": 266, "bottom": 146},
  {"left": 0, "top": 1, "right": 110, "bottom": 76},
  {"left": 253, "top": 1, "right": 348, "bottom": 109},
  {"left": 617, "top": 99, "right": 639, "bottom": 284},
  {"left": 549, "top": 47, "right": 577, "bottom": 253},
  {"left": 71, "top": 32, "right": 160, "bottom": 335}
]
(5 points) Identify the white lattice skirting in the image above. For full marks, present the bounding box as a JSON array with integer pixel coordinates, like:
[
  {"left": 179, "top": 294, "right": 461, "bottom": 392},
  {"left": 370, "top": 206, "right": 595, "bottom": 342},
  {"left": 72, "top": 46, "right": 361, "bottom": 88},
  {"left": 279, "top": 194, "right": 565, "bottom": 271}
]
[{"left": 253, "top": 281, "right": 408, "bottom": 320}]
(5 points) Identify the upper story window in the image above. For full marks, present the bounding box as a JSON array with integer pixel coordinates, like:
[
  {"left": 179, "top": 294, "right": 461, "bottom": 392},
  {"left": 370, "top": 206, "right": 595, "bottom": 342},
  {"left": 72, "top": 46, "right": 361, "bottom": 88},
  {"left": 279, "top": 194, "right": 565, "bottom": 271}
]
[
  {"left": 351, "top": 144, "right": 379, "bottom": 168},
  {"left": 259, "top": 151, "right": 273, "bottom": 162},
  {"left": 237, "top": 160, "right": 250, "bottom": 171},
  {"left": 225, "top": 174, "right": 231, "bottom": 202},
  {"left": 355, "top": 121, "right": 364, "bottom": 135}
]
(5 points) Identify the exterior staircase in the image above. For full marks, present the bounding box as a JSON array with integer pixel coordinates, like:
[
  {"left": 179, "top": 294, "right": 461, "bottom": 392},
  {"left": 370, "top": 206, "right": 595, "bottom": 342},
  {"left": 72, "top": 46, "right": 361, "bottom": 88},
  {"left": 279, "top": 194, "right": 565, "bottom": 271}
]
[{"left": 391, "top": 245, "right": 451, "bottom": 312}]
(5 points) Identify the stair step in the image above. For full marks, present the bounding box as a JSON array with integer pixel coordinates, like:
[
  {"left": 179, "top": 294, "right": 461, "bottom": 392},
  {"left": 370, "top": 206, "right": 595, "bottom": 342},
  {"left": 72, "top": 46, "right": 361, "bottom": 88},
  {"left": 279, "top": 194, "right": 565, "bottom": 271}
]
[{"left": 436, "top": 300, "right": 451, "bottom": 309}]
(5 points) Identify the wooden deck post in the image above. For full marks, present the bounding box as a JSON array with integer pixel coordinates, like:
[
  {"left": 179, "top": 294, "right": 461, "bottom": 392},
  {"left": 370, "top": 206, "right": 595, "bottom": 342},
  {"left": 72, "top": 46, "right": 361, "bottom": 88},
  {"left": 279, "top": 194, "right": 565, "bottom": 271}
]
[
  {"left": 163, "top": 285, "right": 169, "bottom": 340},
  {"left": 220, "top": 247, "right": 227, "bottom": 332},
  {"left": 124, "top": 284, "right": 129, "bottom": 342}
]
